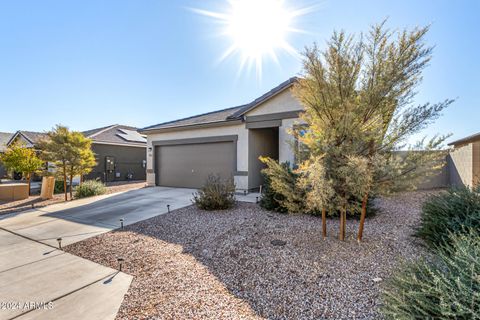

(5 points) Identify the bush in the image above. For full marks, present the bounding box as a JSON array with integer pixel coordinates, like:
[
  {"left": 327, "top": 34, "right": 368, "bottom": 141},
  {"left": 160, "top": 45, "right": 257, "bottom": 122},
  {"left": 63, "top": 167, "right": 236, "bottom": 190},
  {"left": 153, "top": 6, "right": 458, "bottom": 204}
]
[
  {"left": 54, "top": 180, "right": 64, "bottom": 194},
  {"left": 381, "top": 230, "right": 480, "bottom": 319},
  {"left": 259, "top": 170, "right": 288, "bottom": 213},
  {"left": 415, "top": 187, "right": 480, "bottom": 249},
  {"left": 75, "top": 180, "right": 107, "bottom": 198},
  {"left": 260, "top": 159, "right": 306, "bottom": 213},
  {"left": 260, "top": 161, "right": 377, "bottom": 218},
  {"left": 193, "top": 174, "right": 236, "bottom": 210}
]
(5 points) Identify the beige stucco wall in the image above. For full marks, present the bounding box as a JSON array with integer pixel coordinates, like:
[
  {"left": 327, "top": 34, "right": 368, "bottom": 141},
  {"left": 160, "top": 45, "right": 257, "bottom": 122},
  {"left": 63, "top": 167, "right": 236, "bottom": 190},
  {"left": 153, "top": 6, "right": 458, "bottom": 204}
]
[
  {"left": 448, "top": 143, "right": 473, "bottom": 187},
  {"left": 246, "top": 89, "right": 303, "bottom": 116},
  {"left": 473, "top": 142, "right": 480, "bottom": 186},
  {"left": 145, "top": 123, "right": 249, "bottom": 190},
  {"left": 246, "top": 89, "right": 304, "bottom": 166}
]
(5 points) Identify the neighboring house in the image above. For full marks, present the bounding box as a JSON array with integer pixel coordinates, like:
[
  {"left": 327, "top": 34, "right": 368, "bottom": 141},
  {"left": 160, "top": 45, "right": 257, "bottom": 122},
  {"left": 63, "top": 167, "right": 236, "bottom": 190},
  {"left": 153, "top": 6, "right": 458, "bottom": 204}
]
[
  {"left": 6, "top": 125, "right": 147, "bottom": 182},
  {"left": 447, "top": 133, "right": 480, "bottom": 187},
  {"left": 140, "top": 78, "right": 301, "bottom": 192},
  {"left": 0, "top": 132, "right": 13, "bottom": 178},
  {"left": 82, "top": 125, "right": 147, "bottom": 182}
]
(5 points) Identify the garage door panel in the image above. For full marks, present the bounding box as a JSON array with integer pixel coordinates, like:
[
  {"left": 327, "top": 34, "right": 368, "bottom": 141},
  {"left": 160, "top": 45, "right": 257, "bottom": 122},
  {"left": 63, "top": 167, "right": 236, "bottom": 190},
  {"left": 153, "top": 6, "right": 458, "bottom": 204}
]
[{"left": 156, "top": 142, "right": 235, "bottom": 188}]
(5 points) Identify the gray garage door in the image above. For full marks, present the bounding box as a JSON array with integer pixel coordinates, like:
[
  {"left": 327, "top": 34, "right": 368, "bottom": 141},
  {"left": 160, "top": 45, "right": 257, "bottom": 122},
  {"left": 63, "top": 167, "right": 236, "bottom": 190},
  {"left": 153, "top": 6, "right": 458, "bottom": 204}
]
[{"left": 155, "top": 142, "right": 235, "bottom": 188}]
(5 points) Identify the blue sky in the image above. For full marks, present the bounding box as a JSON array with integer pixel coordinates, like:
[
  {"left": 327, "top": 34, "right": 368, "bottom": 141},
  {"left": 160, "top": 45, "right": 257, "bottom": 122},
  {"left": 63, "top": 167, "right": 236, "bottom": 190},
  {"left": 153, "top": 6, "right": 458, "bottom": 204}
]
[{"left": 0, "top": 0, "right": 478, "bottom": 145}]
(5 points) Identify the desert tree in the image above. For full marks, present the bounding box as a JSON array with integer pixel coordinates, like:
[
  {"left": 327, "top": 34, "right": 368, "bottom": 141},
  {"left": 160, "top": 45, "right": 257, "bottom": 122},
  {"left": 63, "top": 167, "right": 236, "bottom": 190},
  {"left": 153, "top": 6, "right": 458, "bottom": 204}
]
[
  {"left": 262, "top": 21, "right": 453, "bottom": 241},
  {"left": 293, "top": 21, "right": 453, "bottom": 241},
  {"left": 38, "top": 125, "right": 96, "bottom": 201},
  {"left": 0, "top": 143, "right": 44, "bottom": 195},
  {"left": 66, "top": 131, "right": 96, "bottom": 199}
]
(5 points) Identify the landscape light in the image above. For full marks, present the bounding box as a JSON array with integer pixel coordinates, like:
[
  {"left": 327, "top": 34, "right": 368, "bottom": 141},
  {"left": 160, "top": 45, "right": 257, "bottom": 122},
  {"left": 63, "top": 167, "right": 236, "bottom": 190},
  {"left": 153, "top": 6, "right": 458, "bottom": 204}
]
[{"left": 117, "top": 257, "right": 125, "bottom": 271}]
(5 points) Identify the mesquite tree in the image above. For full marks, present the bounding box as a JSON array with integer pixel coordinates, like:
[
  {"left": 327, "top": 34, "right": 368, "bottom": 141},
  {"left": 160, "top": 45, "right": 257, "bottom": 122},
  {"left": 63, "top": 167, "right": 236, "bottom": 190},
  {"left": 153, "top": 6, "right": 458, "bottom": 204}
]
[{"left": 262, "top": 21, "right": 453, "bottom": 241}]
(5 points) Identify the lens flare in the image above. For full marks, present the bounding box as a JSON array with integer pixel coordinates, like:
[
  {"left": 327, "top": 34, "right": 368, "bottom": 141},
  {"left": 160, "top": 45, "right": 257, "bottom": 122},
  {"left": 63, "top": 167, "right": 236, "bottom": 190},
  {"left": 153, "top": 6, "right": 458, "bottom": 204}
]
[{"left": 192, "top": 0, "right": 315, "bottom": 79}]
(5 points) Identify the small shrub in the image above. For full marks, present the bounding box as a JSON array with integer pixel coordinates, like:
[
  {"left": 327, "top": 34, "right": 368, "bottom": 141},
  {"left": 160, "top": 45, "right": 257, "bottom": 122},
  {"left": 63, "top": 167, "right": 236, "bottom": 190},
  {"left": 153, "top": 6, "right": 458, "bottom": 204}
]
[
  {"left": 54, "top": 180, "right": 64, "bottom": 194},
  {"left": 75, "top": 180, "right": 107, "bottom": 198},
  {"left": 381, "top": 230, "right": 480, "bottom": 319},
  {"left": 415, "top": 187, "right": 480, "bottom": 249},
  {"left": 193, "top": 174, "right": 236, "bottom": 210},
  {"left": 260, "top": 159, "right": 306, "bottom": 213},
  {"left": 259, "top": 172, "right": 288, "bottom": 213}
]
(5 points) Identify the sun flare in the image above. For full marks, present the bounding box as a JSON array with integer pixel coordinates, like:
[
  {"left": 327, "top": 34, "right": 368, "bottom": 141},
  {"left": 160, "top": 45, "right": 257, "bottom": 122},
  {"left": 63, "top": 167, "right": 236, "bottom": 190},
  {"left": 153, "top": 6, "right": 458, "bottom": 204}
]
[{"left": 193, "top": 0, "right": 315, "bottom": 79}]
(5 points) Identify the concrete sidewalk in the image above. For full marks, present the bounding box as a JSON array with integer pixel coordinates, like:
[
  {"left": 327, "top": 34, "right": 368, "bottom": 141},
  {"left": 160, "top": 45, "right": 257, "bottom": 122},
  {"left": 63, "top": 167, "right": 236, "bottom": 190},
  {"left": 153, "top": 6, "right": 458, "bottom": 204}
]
[{"left": 0, "top": 229, "right": 132, "bottom": 320}]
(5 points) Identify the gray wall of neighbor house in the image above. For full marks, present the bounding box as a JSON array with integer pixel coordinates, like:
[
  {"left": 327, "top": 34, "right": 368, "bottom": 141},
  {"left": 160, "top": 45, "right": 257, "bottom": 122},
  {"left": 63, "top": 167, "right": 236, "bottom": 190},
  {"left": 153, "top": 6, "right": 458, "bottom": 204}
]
[{"left": 85, "top": 144, "right": 146, "bottom": 182}]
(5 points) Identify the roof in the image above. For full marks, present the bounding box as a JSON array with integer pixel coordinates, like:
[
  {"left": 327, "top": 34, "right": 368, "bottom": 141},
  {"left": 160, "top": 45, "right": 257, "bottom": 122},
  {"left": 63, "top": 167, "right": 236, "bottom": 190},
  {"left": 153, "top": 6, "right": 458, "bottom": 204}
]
[
  {"left": 83, "top": 124, "right": 146, "bottom": 147},
  {"left": 6, "top": 131, "right": 48, "bottom": 146},
  {"left": 141, "top": 77, "right": 298, "bottom": 132},
  {"left": 0, "top": 132, "right": 13, "bottom": 152},
  {"left": 6, "top": 126, "right": 146, "bottom": 148},
  {"left": 448, "top": 132, "right": 480, "bottom": 146}
]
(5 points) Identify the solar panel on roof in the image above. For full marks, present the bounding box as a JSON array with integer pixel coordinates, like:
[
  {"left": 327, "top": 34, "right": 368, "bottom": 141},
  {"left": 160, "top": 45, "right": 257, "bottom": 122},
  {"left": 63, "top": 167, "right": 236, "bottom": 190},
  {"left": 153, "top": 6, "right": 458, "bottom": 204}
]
[{"left": 116, "top": 129, "right": 147, "bottom": 143}]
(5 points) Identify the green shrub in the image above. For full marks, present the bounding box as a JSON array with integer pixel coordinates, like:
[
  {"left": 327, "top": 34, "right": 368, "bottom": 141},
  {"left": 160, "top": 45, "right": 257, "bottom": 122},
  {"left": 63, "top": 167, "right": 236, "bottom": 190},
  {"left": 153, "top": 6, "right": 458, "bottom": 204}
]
[
  {"left": 54, "top": 180, "right": 64, "bottom": 194},
  {"left": 259, "top": 170, "right": 289, "bottom": 213},
  {"left": 75, "top": 180, "right": 107, "bottom": 198},
  {"left": 260, "top": 159, "right": 306, "bottom": 213},
  {"left": 193, "top": 174, "right": 236, "bottom": 210},
  {"left": 415, "top": 187, "right": 480, "bottom": 249},
  {"left": 260, "top": 161, "right": 377, "bottom": 218},
  {"left": 381, "top": 230, "right": 480, "bottom": 319}
]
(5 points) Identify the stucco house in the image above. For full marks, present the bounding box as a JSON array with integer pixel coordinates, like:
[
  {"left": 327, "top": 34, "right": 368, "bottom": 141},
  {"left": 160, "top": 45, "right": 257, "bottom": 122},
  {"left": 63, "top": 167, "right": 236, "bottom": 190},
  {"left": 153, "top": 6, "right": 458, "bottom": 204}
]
[
  {"left": 447, "top": 133, "right": 480, "bottom": 187},
  {"left": 140, "top": 78, "right": 302, "bottom": 192},
  {"left": 6, "top": 125, "right": 147, "bottom": 182}
]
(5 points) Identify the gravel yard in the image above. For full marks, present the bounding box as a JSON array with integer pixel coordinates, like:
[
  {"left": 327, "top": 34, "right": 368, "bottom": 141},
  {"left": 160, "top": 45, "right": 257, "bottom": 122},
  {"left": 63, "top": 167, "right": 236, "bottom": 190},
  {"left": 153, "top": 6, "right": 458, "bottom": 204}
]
[
  {"left": 0, "top": 180, "right": 146, "bottom": 216},
  {"left": 65, "top": 191, "right": 437, "bottom": 320}
]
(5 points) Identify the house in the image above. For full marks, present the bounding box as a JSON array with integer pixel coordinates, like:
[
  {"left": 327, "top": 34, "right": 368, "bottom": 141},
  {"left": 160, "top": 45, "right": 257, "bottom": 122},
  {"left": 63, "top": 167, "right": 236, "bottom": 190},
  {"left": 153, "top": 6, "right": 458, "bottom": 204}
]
[
  {"left": 6, "top": 125, "right": 147, "bottom": 182},
  {"left": 140, "top": 78, "right": 301, "bottom": 192},
  {"left": 0, "top": 132, "right": 13, "bottom": 178},
  {"left": 447, "top": 132, "right": 480, "bottom": 187},
  {"left": 82, "top": 125, "right": 147, "bottom": 182}
]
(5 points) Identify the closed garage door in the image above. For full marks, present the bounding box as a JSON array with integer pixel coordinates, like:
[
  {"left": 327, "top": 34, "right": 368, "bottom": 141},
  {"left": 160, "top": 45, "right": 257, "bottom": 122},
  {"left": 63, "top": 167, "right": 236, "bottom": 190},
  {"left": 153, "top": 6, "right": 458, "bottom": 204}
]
[{"left": 155, "top": 141, "right": 235, "bottom": 188}]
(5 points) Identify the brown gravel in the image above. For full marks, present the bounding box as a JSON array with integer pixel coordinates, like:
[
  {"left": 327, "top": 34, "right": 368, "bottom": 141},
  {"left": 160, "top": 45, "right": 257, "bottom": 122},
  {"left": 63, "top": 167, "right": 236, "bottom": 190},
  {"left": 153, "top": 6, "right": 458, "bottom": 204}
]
[
  {"left": 0, "top": 180, "right": 146, "bottom": 216},
  {"left": 65, "top": 191, "right": 438, "bottom": 320}
]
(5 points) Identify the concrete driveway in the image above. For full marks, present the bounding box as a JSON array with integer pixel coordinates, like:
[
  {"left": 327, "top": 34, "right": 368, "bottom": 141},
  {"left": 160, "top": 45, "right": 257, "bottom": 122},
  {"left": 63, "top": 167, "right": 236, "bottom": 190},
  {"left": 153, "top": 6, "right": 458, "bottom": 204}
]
[
  {"left": 0, "top": 187, "right": 195, "bottom": 247},
  {"left": 0, "top": 187, "right": 195, "bottom": 320}
]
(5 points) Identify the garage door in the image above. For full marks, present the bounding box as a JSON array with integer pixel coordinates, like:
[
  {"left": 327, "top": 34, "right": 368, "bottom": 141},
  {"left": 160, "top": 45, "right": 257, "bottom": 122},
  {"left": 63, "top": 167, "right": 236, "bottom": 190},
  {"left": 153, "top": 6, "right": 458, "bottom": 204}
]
[{"left": 155, "top": 141, "right": 235, "bottom": 188}]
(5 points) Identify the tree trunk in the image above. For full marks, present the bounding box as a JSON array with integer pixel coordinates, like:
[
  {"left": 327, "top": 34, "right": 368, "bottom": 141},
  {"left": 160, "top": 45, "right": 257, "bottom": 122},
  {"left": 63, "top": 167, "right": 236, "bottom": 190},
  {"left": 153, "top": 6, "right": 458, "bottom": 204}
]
[
  {"left": 339, "top": 205, "right": 346, "bottom": 241},
  {"left": 63, "top": 165, "right": 67, "bottom": 202},
  {"left": 69, "top": 173, "right": 74, "bottom": 200},
  {"left": 357, "top": 193, "right": 369, "bottom": 242},
  {"left": 322, "top": 207, "right": 327, "bottom": 239},
  {"left": 26, "top": 173, "right": 31, "bottom": 196}
]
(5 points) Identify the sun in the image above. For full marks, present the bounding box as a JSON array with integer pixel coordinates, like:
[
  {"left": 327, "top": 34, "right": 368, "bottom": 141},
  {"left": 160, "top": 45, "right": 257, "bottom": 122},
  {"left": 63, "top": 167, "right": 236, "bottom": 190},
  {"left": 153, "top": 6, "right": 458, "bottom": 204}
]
[{"left": 192, "top": 0, "right": 314, "bottom": 79}]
